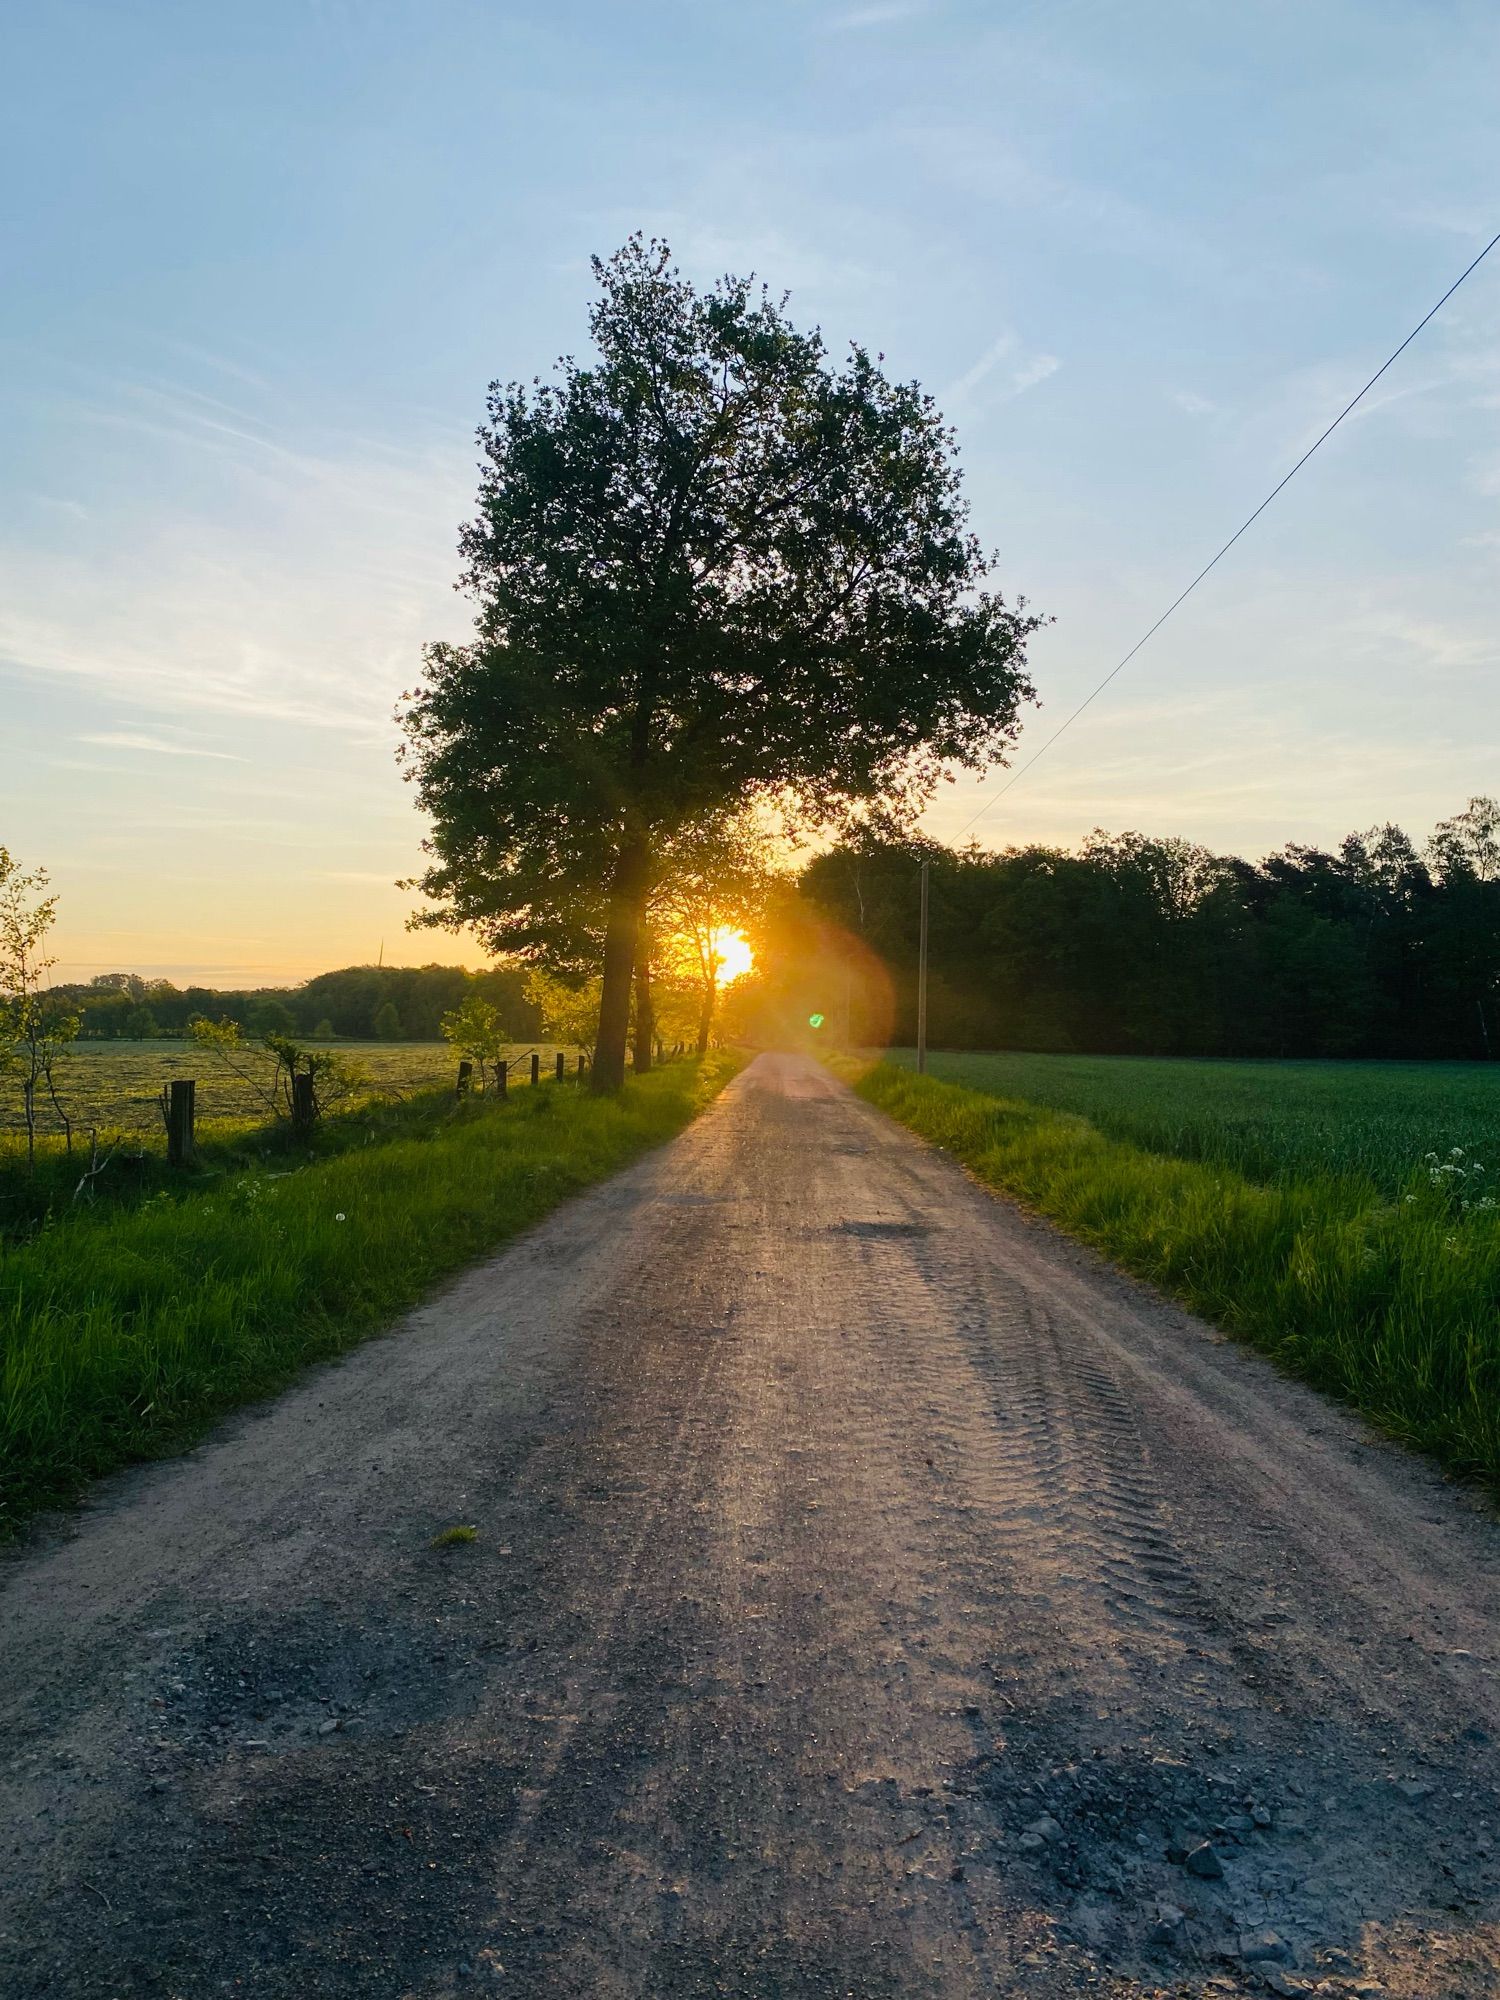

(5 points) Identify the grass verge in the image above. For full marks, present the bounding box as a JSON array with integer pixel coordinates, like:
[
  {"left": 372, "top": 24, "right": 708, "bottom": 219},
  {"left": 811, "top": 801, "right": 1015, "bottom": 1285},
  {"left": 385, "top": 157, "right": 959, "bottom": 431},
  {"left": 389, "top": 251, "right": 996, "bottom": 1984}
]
[
  {"left": 846, "top": 1061, "right": 1500, "bottom": 1489},
  {"left": 1, "top": 1055, "right": 742, "bottom": 1532}
]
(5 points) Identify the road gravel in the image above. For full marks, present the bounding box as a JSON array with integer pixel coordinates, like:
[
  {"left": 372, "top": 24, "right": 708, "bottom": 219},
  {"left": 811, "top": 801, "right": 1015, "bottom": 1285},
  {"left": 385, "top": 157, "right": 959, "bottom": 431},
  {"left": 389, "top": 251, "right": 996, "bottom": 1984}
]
[{"left": 4, "top": 1052, "right": 1500, "bottom": 1997}]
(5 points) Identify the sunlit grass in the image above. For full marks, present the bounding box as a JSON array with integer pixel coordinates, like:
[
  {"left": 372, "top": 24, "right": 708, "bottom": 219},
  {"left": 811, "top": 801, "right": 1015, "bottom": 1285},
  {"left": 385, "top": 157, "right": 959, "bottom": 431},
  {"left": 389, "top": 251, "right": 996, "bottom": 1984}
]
[
  {"left": 852, "top": 1059, "right": 1500, "bottom": 1488},
  {"left": 0, "top": 1055, "right": 742, "bottom": 1532}
]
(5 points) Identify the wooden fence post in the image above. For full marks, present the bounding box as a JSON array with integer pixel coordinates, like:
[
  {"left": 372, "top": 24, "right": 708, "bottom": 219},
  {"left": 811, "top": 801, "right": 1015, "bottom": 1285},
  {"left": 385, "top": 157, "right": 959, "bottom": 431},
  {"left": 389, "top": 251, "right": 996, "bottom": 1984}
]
[
  {"left": 576, "top": 1053, "right": 586, "bottom": 1078},
  {"left": 496, "top": 1059, "right": 507, "bottom": 1097},
  {"left": 164, "top": 1078, "right": 196, "bottom": 1167},
  {"left": 530, "top": 1052, "right": 540, "bottom": 1087},
  {"left": 290, "top": 1071, "right": 316, "bottom": 1135},
  {"left": 555, "top": 1051, "right": 565, "bottom": 1081},
  {"left": 456, "top": 1060, "right": 473, "bottom": 1098}
]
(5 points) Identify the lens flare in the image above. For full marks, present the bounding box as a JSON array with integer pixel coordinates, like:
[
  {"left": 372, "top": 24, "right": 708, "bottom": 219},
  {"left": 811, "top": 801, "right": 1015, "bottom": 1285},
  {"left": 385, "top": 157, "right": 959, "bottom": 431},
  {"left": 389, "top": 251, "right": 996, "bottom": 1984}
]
[{"left": 713, "top": 928, "right": 754, "bottom": 984}]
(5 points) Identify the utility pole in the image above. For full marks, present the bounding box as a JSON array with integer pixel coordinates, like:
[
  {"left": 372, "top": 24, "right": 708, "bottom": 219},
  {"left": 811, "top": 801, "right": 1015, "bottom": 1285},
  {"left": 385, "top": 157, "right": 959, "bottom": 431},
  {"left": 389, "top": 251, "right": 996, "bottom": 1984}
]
[{"left": 916, "top": 858, "right": 929, "bottom": 1074}]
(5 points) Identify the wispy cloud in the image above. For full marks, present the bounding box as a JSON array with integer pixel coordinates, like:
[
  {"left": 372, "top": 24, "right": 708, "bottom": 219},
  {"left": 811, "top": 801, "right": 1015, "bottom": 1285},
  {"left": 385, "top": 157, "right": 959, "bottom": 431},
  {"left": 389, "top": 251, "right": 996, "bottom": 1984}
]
[
  {"left": 899, "top": 121, "right": 1227, "bottom": 284},
  {"left": 823, "top": 1, "right": 926, "bottom": 29},
  {"left": 944, "top": 332, "right": 1060, "bottom": 409},
  {"left": 1341, "top": 607, "right": 1496, "bottom": 676},
  {"left": 78, "top": 731, "right": 246, "bottom": 760},
  {"left": 1172, "top": 389, "right": 1217, "bottom": 417},
  {"left": 0, "top": 370, "right": 473, "bottom": 732},
  {"left": 154, "top": 336, "right": 274, "bottom": 396},
  {"left": 1009, "top": 353, "right": 1061, "bottom": 397}
]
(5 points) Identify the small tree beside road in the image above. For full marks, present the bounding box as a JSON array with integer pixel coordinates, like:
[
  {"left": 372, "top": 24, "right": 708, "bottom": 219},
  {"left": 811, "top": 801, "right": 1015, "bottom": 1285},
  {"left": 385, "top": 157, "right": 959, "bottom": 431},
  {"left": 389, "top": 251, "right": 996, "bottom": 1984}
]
[
  {"left": 440, "top": 993, "right": 508, "bottom": 1092},
  {"left": 187, "top": 1018, "right": 362, "bottom": 1130},
  {"left": 0, "top": 848, "right": 80, "bottom": 1165}
]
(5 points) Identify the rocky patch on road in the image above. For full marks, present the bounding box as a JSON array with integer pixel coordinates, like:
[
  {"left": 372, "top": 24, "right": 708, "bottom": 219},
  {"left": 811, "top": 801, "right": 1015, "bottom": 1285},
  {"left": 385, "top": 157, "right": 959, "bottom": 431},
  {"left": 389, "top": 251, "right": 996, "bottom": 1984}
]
[{"left": 941, "top": 1711, "right": 1500, "bottom": 1998}]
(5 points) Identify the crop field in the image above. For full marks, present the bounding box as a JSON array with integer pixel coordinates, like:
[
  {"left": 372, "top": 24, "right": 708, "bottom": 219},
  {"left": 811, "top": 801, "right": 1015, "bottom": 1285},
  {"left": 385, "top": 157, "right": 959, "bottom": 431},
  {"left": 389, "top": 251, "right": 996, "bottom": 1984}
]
[
  {"left": 886, "top": 1049, "right": 1500, "bottom": 1196},
  {"left": 859, "top": 1050, "right": 1500, "bottom": 1486},
  {"left": 1, "top": 1038, "right": 584, "bottom": 1138}
]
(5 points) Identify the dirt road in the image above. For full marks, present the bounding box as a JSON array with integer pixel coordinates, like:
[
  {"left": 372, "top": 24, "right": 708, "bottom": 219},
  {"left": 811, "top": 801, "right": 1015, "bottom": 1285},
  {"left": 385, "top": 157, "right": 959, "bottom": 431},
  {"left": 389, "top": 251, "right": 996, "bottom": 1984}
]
[{"left": 4, "top": 1053, "right": 1500, "bottom": 1998}]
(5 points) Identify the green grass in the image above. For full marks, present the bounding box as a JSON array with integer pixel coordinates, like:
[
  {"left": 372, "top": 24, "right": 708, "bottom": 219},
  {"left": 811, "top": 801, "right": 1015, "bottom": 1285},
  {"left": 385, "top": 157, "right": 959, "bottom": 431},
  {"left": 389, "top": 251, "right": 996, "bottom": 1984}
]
[
  {"left": 429, "top": 1525, "right": 479, "bottom": 1548},
  {"left": 852, "top": 1055, "right": 1500, "bottom": 1488},
  {"left": 887, "top": 1049, "right": 1500, "bottom": 1196},
  {"left": 0, "top": 1041, "right": 590, "bottom": 1243},
  {"left": 0, "top": 1054, "right": 741, "bottom": 1532}
]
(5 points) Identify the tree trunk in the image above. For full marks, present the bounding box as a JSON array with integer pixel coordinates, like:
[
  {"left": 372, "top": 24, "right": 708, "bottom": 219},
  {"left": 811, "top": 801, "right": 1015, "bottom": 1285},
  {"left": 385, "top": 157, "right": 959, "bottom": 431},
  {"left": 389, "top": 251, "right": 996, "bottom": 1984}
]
[
  {"left": 696, "top": 975, "right": 717, "bottom": 1057},
  {"left": 592, "top": 834, "right": 649, "bottom": 1092},
  {"left": 633, "top": 935, "right": 655, "bottom": 1075}
]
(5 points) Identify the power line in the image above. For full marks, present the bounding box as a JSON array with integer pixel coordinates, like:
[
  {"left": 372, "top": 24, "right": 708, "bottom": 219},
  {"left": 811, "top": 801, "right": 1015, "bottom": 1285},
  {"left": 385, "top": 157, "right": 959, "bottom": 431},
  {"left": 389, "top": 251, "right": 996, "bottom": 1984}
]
[{"left": 952, "top": 225, "right": 1500, "bottom": 843}]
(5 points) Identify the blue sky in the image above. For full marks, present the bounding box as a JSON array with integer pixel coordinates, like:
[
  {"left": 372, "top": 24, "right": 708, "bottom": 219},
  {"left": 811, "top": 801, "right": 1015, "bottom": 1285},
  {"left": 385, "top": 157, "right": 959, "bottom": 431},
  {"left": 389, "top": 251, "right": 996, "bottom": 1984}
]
[{"left": 4, "top": 0, "right": 1498, "bottom": 982}]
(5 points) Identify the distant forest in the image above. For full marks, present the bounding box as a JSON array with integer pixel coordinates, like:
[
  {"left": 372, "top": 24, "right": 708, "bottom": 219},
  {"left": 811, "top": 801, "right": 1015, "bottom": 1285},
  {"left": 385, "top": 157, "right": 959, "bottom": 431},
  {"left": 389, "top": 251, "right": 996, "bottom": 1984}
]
[
  {"left": 57, "top": 798, "right": 1499, "bottom": 1062},
  {"left": 804, "top": 798, "right": 1500, "bottom": 1061},
  {"left": 57, "top": 963, "right": 541, "bottom": 1045}
]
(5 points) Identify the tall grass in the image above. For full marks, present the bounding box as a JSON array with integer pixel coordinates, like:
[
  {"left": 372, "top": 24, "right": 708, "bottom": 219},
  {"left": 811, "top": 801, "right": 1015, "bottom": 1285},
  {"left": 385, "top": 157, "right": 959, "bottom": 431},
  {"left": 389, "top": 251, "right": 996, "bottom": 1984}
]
[
  {"left": 1, "top": 1056, "right": 741, "bottom": 1531},
  {"left": 854, "top": 1062, "right": 1500, "bottom": 1487}
]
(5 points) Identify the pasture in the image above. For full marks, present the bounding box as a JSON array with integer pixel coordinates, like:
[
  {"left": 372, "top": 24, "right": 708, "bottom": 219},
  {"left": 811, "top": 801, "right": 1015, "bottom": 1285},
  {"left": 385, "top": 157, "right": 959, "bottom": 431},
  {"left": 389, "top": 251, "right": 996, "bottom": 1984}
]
[
  {"left": 860, "top": 1051, "right": 1500, "bottom": 1487},
  {"left": 1, "top": 1038, "right": 579, "bottom": 1138}
]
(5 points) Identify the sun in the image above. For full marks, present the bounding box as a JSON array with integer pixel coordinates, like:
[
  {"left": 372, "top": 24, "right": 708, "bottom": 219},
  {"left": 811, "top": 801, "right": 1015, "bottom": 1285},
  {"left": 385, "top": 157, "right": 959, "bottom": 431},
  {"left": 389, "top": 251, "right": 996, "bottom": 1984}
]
[{"left": 712, "top": 927, "right": 755, "bottom": 985}]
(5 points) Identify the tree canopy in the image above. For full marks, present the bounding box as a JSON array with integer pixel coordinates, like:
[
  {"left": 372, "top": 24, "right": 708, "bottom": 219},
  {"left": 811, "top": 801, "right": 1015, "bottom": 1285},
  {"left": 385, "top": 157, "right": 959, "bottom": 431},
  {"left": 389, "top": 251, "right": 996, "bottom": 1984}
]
[{"left": 400, "top": 235, "right": 1040, "bottom": 1085}]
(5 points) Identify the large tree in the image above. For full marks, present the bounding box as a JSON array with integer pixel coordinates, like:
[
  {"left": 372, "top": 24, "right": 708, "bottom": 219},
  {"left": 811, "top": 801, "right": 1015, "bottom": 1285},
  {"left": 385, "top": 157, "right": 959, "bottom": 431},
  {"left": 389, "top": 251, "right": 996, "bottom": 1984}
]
[{"left": 400, "top": 237, "right": 1041, "bottom": 1088}]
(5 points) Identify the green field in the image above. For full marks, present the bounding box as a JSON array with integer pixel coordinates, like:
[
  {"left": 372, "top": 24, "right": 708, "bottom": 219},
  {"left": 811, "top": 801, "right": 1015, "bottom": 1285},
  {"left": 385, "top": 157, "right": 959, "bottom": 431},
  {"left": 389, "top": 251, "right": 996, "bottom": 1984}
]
[
  {"left": 858, "top": 1050, "right": 1500, "bottom": 1487},
  {"left": 1, "top": 1053, "right": 741, "bottom": 1531},
  {"left": 1, "top": 1038, "right": 581, "bottom": 1137},
  {"left": 889, "top": 1049, "right": 1500, "bottom": 1196}
]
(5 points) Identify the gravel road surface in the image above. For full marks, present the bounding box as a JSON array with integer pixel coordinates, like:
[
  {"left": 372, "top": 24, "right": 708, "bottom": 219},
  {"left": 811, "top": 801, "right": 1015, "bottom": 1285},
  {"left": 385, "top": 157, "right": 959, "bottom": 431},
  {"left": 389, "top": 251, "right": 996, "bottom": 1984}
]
[{"left": 4, "top": 1052, "right": 1500, "bottom": 1998}]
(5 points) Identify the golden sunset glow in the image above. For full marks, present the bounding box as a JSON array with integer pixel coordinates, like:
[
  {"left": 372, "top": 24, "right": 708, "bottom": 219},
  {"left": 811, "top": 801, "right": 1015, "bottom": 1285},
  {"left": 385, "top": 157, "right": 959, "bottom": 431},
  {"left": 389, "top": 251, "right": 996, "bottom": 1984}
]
[{"left": 712, "top": 928, "right": 755, "bottom": 985}]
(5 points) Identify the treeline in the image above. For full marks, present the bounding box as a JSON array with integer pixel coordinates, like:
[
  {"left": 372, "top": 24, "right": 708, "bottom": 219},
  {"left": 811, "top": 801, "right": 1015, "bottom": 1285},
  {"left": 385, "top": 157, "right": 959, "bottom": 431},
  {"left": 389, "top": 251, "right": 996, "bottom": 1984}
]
[
  {"left": 58, "top": 963, "right": 542, "bottom": 1044},
  {"left": 803, "top": 798, "right": 1500, "bottom": 1060}
]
